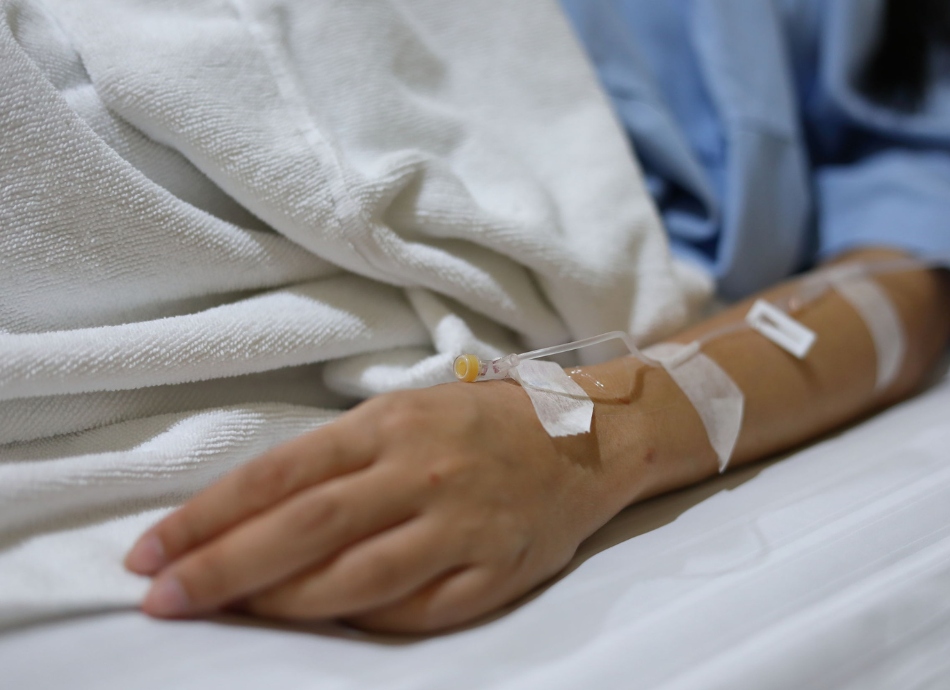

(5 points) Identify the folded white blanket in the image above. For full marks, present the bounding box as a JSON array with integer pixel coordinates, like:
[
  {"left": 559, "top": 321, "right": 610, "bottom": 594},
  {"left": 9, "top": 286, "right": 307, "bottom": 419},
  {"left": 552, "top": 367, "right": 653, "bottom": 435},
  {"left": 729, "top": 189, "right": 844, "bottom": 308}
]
[{"left": 0, "top": 0, "right": 704, "bottom": 627}]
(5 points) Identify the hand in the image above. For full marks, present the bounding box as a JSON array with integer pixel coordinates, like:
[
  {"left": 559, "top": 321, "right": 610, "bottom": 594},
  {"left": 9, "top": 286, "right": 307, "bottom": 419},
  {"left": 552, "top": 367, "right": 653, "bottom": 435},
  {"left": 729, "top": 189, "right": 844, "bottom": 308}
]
[{"left": 124, "top": 379, "right": 633, "bottom": 633}]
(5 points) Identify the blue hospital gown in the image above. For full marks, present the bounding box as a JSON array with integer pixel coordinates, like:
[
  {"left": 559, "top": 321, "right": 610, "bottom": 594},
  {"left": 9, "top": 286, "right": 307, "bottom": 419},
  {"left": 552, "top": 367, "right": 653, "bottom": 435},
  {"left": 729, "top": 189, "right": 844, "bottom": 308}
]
[{"left": 561, "top": 0, "right": 950, "bottom": 297}]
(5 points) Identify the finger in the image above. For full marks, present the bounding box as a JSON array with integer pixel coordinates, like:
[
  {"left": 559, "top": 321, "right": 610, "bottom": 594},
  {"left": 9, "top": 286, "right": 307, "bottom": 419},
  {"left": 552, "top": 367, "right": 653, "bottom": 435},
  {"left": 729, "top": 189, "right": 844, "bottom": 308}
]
[
  {"left": 139, "top": 464, "right": 418, "bottom": 618},
  {"left": 347, "top": 565, "right": 525, "bottom": 634},
  {"left": 126, "top": 420, "right": 373, "bottom": 575},
  {"left": 242, "top": 515, "right": 462, "bottom": 621}
]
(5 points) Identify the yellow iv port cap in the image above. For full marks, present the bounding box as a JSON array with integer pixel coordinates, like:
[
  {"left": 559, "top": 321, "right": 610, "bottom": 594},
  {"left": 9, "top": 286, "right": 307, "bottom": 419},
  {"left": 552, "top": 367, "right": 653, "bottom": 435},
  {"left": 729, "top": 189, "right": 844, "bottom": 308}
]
[{"left": 453, "top": 354, "right": 480, "bottom": 382}]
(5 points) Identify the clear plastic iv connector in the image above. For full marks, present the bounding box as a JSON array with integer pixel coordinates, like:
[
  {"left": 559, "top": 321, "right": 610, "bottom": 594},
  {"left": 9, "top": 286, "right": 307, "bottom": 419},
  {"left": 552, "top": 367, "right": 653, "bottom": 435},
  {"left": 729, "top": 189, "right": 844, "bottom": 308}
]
[{"left": 453, "top": 331, "right": 661, "bottom": 383}]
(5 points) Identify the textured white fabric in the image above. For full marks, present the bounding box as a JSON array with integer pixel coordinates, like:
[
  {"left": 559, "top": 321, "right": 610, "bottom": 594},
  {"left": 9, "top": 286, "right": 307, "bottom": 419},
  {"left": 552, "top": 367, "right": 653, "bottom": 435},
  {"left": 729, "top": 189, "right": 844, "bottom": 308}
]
[
  {"left": 2, "top": 370, "right": 948, "bottom": 689},
  {"left": 0, "top": 405, "right": 338, "bottom": 627},
  {"left": 0, "top": 0, "right": 699, "bottom": 625}
]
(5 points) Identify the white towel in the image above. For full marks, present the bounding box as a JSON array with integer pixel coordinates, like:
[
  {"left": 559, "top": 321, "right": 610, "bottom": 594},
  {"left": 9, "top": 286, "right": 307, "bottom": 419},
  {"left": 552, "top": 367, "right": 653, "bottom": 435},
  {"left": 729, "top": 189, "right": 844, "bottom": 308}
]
[{"left": 0, "top": 0, "right": 706, "bottom": 627}]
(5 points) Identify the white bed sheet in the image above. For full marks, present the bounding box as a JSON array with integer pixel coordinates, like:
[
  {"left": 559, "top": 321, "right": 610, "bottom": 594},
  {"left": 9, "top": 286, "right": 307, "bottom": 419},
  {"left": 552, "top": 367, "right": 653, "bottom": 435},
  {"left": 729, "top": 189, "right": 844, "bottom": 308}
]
[{"left": 2, "top": 372, "right": 949, "bottom": 690}]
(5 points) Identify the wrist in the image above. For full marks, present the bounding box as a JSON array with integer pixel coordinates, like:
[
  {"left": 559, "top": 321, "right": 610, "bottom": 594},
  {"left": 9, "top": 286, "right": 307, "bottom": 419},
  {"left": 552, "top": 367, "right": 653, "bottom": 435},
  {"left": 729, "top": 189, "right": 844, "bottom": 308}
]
[{"left": 574, "top": 357, "right": 719, "bottom": 510}]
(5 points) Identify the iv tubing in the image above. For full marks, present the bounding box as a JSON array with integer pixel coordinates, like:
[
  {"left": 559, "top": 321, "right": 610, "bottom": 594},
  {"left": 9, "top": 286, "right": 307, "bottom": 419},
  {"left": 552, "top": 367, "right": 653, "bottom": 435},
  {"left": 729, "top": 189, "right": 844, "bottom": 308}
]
[
  {"left": 454, "top": 331, "right": 662, "bottom": 383},
  {"left": 454, "top": 256, "right": 943, "bottom": 383},
  {"left": 517, "top": 331, "right": 661, "bottom": 367}
]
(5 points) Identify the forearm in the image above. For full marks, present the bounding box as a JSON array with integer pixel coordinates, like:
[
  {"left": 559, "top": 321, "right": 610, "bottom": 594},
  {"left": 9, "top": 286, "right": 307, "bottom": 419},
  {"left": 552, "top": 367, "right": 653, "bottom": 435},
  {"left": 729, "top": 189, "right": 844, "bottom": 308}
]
[{"left": 576, "top": 249, "right": 950, "bottom": 511}]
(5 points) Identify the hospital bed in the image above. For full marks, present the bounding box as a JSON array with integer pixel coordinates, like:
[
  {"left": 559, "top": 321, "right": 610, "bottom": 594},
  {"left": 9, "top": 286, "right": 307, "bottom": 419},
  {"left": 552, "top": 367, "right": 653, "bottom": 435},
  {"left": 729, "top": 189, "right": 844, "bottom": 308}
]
[{"left": 3, "top": 367, "right": 949, "bottom": 690}]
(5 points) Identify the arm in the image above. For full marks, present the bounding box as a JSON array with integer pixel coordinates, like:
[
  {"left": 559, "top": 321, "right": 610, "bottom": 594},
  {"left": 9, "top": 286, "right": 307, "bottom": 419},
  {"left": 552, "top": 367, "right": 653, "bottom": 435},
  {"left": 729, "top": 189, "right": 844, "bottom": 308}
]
[
  {"left": 124, "top": 248, "right": 950, "bottom": 633},
  {"left": 577, "top": 248, "right": 950, "bottom": 503}
]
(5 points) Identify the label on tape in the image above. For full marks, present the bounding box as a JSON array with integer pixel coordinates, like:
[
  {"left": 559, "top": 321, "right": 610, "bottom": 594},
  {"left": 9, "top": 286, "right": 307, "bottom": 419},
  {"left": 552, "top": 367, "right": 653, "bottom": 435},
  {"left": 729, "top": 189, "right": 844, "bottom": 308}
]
[{"left": 745, "top": 299, "right": 816, "bottom": 359}]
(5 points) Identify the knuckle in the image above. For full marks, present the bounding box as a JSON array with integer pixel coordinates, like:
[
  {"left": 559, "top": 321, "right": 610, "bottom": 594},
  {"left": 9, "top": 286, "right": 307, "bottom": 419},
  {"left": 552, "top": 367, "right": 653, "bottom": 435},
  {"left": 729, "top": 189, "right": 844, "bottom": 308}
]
[
  {"left": 243, "top": 456, "right": 300, "bottom": 503},
  {"left": 344, "top": 551, "right": 401, "bottom": 597},
  {"left": 249, "top": 587, "right": 322, "bottom": 621},
  {"left": 243, "top": 594, "right": 279, "bottom": 619},
  {"left": 418, "top": 603, "right": 454, "bottom": 633},
  {"left": 495, "top": 525, "right": 532, "bottom": 565},
  {"left": 286, "top": 489, "right": 343, "bottom": 535},
  {"left": 397, "top": 609, "right": 444, "bottom": 634},
  {"left": 314, "top": 425, "right": 348, "bottom": 463},
  {"left": 348, "top": 606, "right": 439, "bottom": 634},
  {"left": 375, "top": 394, "right": 431, "bottom": 439},
  {"left": 155, "top": 504, "right": 210, "bottom": 556},
  {"left": 308, "top": 420, "right": 352, "bottom": 467},
  {"left": 153, "top": 516, "right": 191, "bottom": 556},
  {"left": 179, "top": 552, "right": 232, "bottom": 604},
  {"left": 431, "top": 454, "right": 473, "bottom": 486},
  {"left": 454, "top": 511, "right": 530, "bottom": 564},
  {"left": 244, "top": 591, "right": 293, "bottom": 620}
]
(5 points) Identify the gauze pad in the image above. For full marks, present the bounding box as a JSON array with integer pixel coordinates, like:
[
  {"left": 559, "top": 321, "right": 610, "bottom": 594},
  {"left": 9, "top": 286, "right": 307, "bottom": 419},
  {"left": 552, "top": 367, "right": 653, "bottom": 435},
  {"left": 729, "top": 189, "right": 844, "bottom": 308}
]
[
  {"left": 509, "top": 359, "right": 594, "bottom": 437},
  {"left": 647, "top": 343, "right": 745, "bottom": 473}
]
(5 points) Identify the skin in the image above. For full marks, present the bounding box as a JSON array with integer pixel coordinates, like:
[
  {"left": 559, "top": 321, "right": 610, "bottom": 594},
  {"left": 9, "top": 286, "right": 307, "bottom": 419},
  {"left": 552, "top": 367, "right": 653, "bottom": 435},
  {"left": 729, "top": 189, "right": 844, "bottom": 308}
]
[{"left": 125, "top": 248, "right": 950, "bottom": 633}]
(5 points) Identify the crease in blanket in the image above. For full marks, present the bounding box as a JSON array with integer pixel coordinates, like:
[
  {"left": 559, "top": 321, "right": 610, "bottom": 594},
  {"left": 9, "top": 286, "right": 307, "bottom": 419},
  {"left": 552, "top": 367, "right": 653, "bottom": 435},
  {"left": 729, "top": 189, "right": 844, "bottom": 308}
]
[{"left": 0, "top": 0, "right": 708, "bottom": 627}]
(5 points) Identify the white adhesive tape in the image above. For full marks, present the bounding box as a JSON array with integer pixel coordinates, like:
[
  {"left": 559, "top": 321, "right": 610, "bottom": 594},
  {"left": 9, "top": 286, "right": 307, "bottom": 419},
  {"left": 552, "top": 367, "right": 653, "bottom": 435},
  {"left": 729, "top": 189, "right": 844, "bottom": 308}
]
[
  {"left": 745, "top": 299, "right": 816, "bottom": 359},
  {"left": 509, "top": 359, "right": 594, "bottom": 438},
  {"left": 830, "top": 276, "right": 906, "bottom": 391},
  {"left": 646, "top": 343, "right": 745, "bottom": 473}
]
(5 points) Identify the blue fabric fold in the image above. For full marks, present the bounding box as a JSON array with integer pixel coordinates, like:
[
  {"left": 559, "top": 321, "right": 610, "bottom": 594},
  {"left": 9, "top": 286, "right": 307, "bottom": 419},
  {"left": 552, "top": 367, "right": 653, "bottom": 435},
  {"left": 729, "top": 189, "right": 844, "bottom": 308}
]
[{"left": 561, "top": 0, "right": 950, "bottom": 296}]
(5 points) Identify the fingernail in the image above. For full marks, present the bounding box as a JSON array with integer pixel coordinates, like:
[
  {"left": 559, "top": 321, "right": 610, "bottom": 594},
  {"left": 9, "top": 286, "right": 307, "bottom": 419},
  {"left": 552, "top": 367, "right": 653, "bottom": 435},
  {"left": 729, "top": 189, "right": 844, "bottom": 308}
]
[
  {"left": 125, "top": 534, "right": 167, "bottom": 575},
  {"left": 143, "top": 576, "right": 190, "bottom": 618}
]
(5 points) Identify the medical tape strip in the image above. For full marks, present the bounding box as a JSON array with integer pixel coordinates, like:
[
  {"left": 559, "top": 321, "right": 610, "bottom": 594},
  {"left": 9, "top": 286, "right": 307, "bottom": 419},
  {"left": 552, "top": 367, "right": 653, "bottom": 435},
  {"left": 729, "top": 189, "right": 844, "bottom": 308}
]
[
  {"left": 801, "top": 265, "right": 906, "bottom": 391},
  {"left": 745, "top": 299, "right": 816, "bottom": 359},
  {"left": 509, "top": 359, "right": 594, "bottom": 437},
  {"left": 829, "top": 276, "right": 906, "bottom": 391},
  {"left": 646, "top": 343, "right": 744, "bottom": 473}
]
